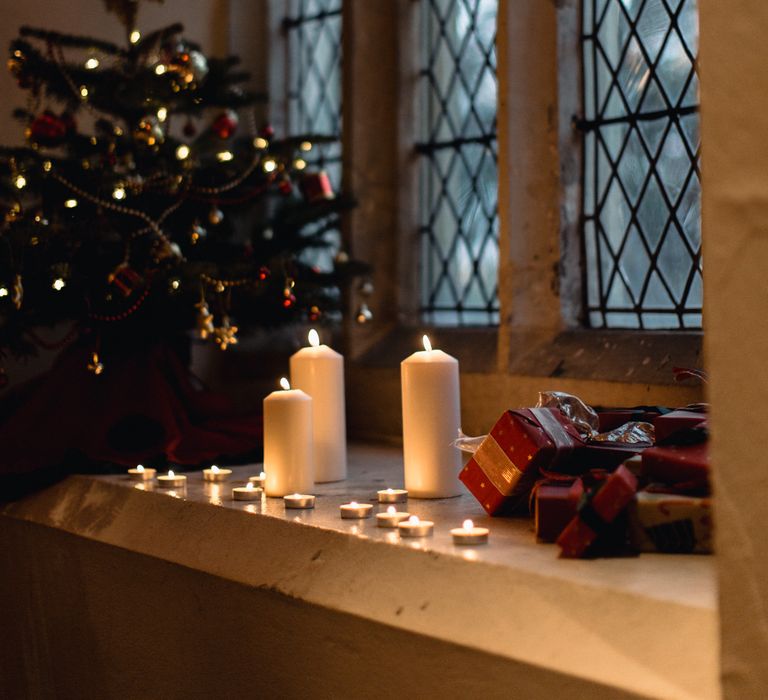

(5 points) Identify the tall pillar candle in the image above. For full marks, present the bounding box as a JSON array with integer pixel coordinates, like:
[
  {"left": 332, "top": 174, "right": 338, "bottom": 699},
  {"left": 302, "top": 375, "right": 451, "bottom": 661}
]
[
  {"left": 289, "top": 329, "right": 347, "bottom": 482},
  {"left": 401, "top": 335, "right": 462, "bottom": 498},
  {"left": 263, "top": 378, "right": 314, "bottom": 496}
]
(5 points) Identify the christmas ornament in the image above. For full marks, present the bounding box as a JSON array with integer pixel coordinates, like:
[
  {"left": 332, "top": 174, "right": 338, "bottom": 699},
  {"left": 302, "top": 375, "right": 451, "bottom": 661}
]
[
  {"left": 28, "top": 110, "right": 75, "bottom": 147},
  {"left": 167, "top": 46, "right": 208, "bottom": 85},
  {"left": 87, "top": 351, "right": 104, "bottom": 375},
  {"left": 107, "top": 263, "right": 143, "bottom": 297},
  {"left": 208, "top": 206, "right": 224, "bottom": 226},
  {"left": 195, "top": 300, "right": 215, "bottom": 339},
  {"left": 278, "top": 179, "right": 293, "bottom": 195},
  {"left": 212, "top": 110, "right": 239, "bottom": 139},
  {"left": 259, "top": 123, "right": 275, "bottom": 139},
  {"left": 300, "top": 171, "right": 334, "bottom": 203},
  {"left": 214, "top": 316, "right": 238, "bottom": 350},
  {"left": 11, "top": 274, "right": 22, "bottom": 310},
  {"left": 355, "top": 302, "right": 373, "bottom": 324},
  {"left": 134, "top": 115, "right": 164, "bottom": 145},
  {"left": 309, "top": 305, "right": 321, "bottom": 322},
  {"left": 189, "top": 220, "right": 207, "bottom": 245}
]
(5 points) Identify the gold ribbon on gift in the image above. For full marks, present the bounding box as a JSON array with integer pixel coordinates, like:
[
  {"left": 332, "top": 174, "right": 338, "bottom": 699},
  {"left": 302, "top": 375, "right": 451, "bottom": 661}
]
[{"left": 474, "top": 434, "right": 523, "bottom": 496}]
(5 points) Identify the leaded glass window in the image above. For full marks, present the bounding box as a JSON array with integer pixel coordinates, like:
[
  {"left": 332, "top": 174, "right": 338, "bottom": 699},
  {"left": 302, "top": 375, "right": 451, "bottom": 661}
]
[
  {"left": 284, "top": 0, "right": 342, "bottom": 270},
  {"left": 417, "top": 0, "right": 499, "bottom": 327},
  {"left": 581, "top": 0, "right": 701, "bottom": 329}
]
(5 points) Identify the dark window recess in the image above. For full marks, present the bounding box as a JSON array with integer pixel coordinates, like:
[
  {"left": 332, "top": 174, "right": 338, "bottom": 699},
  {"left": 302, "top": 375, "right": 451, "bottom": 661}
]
[
  {"left": 416, "top": 0, "right": 499, "bottom": 327},
  {"left": 579, "top": 0, "right": 701, "bottom": 329},
  {"left": 284, "top": 0, "right": 343, "bottom": 271}
]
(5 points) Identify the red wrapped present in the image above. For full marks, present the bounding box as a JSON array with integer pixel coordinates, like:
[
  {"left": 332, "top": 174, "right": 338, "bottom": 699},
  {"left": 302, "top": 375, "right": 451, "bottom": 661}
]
[
  {"left": 459, "top": 408, "right": 643, "bottom": 515},
  {"left": 535, "top": 478, "right": 584, "bottom": 542},
  {"left": 653, "top": 409, "right": 707, "bottom": 444},
  {"left": 596, "top": 406, "right": 668, "bottom": 433},
  {"left": 629, "top": 489, "right": 713, "bottom": 553},
  {"left": 641, "top": 442, "right": 709, "bottom": 488},
  {"left": 557, "top": 465, "right": 638, "bottom": 558}
]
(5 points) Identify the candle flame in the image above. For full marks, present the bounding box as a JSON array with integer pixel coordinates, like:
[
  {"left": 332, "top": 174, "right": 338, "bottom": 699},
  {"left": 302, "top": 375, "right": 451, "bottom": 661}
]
[
  {"left": 168, "top": 470, "right": 175, "bottom": 478},
  {"left": 308, "top": 329, "right": 320, "bottom": 347},
  {"left": 280, "top": 377, "right": 291, "bottom": 391},
  {"left": 408, "top": 515, "right": 419, "bottom": 524},
  {"left": 350, "top": 501, "right": 358, "bottom": 507},
  {"left": 386, "top": 488, "right": 393, "bottom": 493},
  {"left": 387, "top": 506, "right": 396, "bottom": 514},
  {"left": 260, "top": 471, "right": 266, "bottom": 479},
  {"left": 422, "top": 334, "right": 432, "bottom": 352},
  {"left": 211, "top": 465, "right": 219, "bottom": 473},
  {"left": 246, "top": 482, "right": 254, "bottom": 490},
  {"left": 291, "top": 493, "right": 300, "bottom": 498},
  {"left": 136, "top": 465, "right": 144, "bottom": 472},
  {"left": 463, "top": 519, "right": 474, "bottom": 530}
]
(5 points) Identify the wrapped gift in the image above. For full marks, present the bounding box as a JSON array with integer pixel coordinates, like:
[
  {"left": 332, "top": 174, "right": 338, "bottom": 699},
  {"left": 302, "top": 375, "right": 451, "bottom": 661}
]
[
  {"left": 653, "top": 409, "right": 707, "bottom": 444},
  {"left": 534, "top": 478, "right": 584, "bottom": 542},
  {"left": 629, "top": 489, "right": 713, "bottom": 553},
  {"left": 597, "top": 406, "right": 669, "bottom": 433},
  {"left": 641, "top": 442, "right": 709, "bottom": 488},
  {"left": 557, "top": 464, "right": 638, "bottom": 558},
  {"left": 460, "top": 408, "right": 646, "bottom": 515}
]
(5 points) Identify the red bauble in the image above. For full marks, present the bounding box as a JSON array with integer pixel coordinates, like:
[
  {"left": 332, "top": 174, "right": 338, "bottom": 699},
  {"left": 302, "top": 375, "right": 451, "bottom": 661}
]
[
  {"left": 300, "top": 171, "right": 335, "bottom": 203},
  {"left": 259, "top": 123, "right": 275, "bottom": 139},
  {"left": 212, "top": 110, "right": 239, "bottom": 139},
  {"left": 278, "top": 180, "right": 293, "bottom": 195},
  {"left": 29, "top": 110, "right": 75, "bottom": 146}
]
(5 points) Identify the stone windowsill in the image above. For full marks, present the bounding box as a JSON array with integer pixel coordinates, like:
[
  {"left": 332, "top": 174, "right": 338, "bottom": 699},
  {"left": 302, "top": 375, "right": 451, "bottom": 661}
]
[{"left": 1, "top": 444, "right": 718, "bottom": 699}]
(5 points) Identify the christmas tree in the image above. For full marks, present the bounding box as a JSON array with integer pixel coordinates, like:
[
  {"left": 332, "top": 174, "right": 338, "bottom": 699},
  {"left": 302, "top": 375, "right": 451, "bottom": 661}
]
[
  {"left": 0, "top": 3, "right": 369, "bottom": 488},
  {"left": 0, "top": 8, "right": 365, "bottom": 380}
]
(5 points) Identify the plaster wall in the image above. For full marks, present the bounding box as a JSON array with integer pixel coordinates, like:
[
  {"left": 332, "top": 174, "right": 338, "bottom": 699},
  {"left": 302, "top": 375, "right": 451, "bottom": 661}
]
[{"left": 699, "top": 1, "right": 768, "bottom": 696}]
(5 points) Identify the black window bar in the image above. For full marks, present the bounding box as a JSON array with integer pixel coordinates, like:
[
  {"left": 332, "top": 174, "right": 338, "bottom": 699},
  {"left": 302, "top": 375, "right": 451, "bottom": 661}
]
[
  {"left": 416, "top": 0, "right": 500, "bottom": 327},
  {"left": 284, "top": 0, "right": 343, "bottom": 189},
  {"left": 283, "top": 0, "right": 343, "bottom": 272},
  {"left": 579, "top": 0, "right": 702, "bottom": 329}
]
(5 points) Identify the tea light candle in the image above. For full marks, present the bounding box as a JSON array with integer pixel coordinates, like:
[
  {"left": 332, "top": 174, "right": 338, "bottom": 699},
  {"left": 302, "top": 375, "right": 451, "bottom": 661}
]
[
  {"left": 249, "top": 471, "right": 266, "bottom": 489},
  {"left": 290, "top": 329, "right": 347, "bottom": 483},
  {"left": 157, "top": 469, "right": 186, "bottom": 488},
  {"left": 127, "top": 464, "right": 156, "bottom": 481},
  {"left": 233, "top": 482, "right": 261, "bottom": 501},
  {"left": 377, "top": 488, "right": 408, "bottom": 504},
  {"left": 451, "top": 519, "right": 489, "bottom": 545},
  {"left": 340, "top": 501, "right": 373, "bottom": 519},
  {"left": 376, "top": 506, "right": 411, "bottom": 528},
  {"left": 284, "top": 493, "right": 315, "bottom": 509},
  {"left": 401, "top": 334, "right": 462, "bottom": 498},
  {"left": 398, "top": 514, "right": 434, "bottom": 537},
  {"left": 264, "top": 378, "right": 314, "bottom": 496},
  {"left": 203, "top": 464, "right": 232, "bottom": 483}
]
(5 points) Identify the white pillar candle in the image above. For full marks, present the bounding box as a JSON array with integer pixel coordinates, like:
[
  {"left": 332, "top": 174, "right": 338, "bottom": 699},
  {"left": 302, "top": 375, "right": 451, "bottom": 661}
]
[
  {"left": 263, "top": 378, "right": 314, "bottom": 496},
  {"left": 451, "top": 519, "right": 489, "bottom": 545},
  {"left": 340, "top": 501, "right": 373, "bottom": 519},
  {"left": 398, "top": 514, "right": 434, "bottom": 537},
  {"left": 401, "top": 335, "right": 462, "bottom": 498},
  {"left": 128, "top": 464, "right": 156, "bottom": 481},
  {"left": 203, "top": 464, "right": 232, "bottom": 482},
  {"left": 376, "top": 506, "right": 411, "bottom": 528},
  {"left": 157, "top": 469, "right": 186, "bottom": 488},
  {"left": 377, "top": 488, "right": 408, "bottom": 504},
  {"left": 289, "top": 329, "right": 347, "bottom": 483},
  {"left": 233, "top": 482, "right": 261, "bottom": 501}
]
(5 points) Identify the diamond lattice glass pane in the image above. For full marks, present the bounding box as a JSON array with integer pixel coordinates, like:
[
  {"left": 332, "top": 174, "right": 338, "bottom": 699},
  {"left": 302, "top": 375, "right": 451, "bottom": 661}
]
[
  {"left": 582, "top": 0, "right": 701, "bottom": 329},
  {"left": 418, "top": 0, "right": 499, "bottom": 326},
  {"left": 285, "top": 1, "right": 342, "bottom": 271}
]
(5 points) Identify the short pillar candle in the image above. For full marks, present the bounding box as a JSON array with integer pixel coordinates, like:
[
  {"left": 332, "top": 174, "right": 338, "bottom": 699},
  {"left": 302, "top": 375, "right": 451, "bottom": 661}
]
[
  {"left": 284, "top": 493, "right": 315, "bottom": 509},
  {"left": 249, "top": 471, "right": 266, "bottom": 489},
  {"left": 233, "top": 482, "right": 261, "bottom": 501},
  {"left": 401, "top": 335, "right": 462, "bottom": 498},
  {"left": 263, "top": 378, "right": 314, "bottom": 496},
  {"left": 377, "top": 488, "right": 408, "bottom": 504}
]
